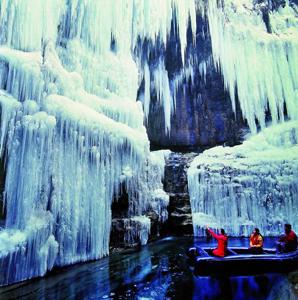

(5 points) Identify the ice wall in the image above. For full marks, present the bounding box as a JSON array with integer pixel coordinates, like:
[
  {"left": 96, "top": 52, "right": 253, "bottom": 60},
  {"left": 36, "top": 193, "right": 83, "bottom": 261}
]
[
  {"left": 0, "top": 0, "right": 194, "bottom": 286},
  {"left": 188, "top": 121, "right": 298, "bottom": 236}
]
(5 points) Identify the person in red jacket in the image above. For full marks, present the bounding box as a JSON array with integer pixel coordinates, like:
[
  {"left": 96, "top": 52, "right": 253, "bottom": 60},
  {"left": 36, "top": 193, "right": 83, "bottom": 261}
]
[
  {"left": 206, "top": 226, "right": 228, "bottom": 257},
  {"left": 277, "top": 224, "right": 297, "bottom": 253}
]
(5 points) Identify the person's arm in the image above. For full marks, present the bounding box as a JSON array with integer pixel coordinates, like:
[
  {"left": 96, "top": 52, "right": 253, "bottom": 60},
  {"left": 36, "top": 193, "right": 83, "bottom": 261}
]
[
  {"left": 258, "top": 236, "right": 264, "bottom": 247},
  {"left": 249, "top": 235, "right": 253, "bottom": 247},
  {"left": 207, "top": 228, "right": 221, "bottom": 240}
]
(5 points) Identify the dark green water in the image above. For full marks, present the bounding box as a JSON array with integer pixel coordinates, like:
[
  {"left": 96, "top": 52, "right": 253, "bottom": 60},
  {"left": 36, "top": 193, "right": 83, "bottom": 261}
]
[{"left": 0, "top": 237, "right": 296, "bottom": 300}]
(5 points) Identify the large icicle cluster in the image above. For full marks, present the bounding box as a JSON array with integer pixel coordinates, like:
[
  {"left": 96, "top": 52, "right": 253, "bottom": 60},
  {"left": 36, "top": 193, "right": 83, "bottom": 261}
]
[
  {"left": 188, "top": 121, "right": 298, "bottom": 236},
  {"left": 141, "top": 0, "right": 298, "bottom": 135},
  {"left": 207, "top": 0, "right": 298, "bottom": 133},
  {"left": 0, "top": 0, "right": 195, "bottom": 286}
]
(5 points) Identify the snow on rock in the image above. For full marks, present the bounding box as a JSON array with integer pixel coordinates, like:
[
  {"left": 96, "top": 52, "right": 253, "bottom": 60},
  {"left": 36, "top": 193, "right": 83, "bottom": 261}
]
[{"left": 188, "top": 121, "right": 298, "bottom": 236}]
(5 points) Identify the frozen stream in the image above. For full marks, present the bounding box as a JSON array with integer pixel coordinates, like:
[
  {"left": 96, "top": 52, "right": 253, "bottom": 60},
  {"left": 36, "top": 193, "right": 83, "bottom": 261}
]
[{"left": 0, "top": 237, "right": 296, "bottom": 300}]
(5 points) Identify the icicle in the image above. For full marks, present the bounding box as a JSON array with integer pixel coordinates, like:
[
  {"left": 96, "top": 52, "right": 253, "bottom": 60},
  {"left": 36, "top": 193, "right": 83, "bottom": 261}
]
[
  {"left": 143, "top": 61, "right": 151, "bottom": 122},
  {"left": 0, "top": 0, "right": 65, "bottom": 51},
  {"left": 153, "top": 59, "right": 173, "bottom": 134}
]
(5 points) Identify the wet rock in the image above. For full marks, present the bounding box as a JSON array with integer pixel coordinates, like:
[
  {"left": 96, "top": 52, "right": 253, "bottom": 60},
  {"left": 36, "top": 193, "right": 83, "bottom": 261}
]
[{"left": 161, "top": 153, "right": 197, "bottom": 236}]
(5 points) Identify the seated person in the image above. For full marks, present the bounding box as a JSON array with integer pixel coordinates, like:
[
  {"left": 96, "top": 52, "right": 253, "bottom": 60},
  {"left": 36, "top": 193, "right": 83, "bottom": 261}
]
[
  {"left": 249, "top": 228, "right": 263, "bottom": 254},
  {"left": 206, "top": 226, "right": 228, "bottom": 257},
  {"left": 277, "top": 224, "right": 297, "bottom": 253}
]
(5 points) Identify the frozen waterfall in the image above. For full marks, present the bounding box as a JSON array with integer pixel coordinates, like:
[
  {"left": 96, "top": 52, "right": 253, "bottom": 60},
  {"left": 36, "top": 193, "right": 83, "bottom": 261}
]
[
  {"left": 188, "top": 121, "right": 298, "bottom": 237},
  {"left": 0, "top": 0, "right": 298, "bottom": 287},
  {"left": 0, "top": 0, "right": 194, "bottom": 286}
]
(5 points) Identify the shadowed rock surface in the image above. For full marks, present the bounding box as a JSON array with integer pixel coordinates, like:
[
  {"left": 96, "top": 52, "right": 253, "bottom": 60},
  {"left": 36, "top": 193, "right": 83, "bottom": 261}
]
[{"left": 161, "top": 152, "right": 197, "bottom": 235}]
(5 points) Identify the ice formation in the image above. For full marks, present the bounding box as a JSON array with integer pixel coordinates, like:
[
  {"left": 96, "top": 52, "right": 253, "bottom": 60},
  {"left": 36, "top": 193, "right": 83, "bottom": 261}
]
[
  {"left": 207, "top": 0, "right": 298, "bottom": 133},
  {"left": 0, "top": 0, "right": 297, "bottom": 286},
  {"left": 0, "top": 0, "right": 195, "bottom": 286},
  {"left": 140, "top": 1, "right": 298, "bottom": 134},
  {"left": 124, "top": 215, "right": 151, "bottom": 246},
  {"left": 188, "top": 121, "right": 298, "bottom": 236},
  {"left": 148, "top": 150, "right": 171, "bottom": 223}
]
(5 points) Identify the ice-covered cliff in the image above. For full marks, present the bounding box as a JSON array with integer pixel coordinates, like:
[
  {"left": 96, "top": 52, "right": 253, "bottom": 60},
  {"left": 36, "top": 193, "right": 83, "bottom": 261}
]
[
  {"left": 142, "top": 0, "right": 298, "bottom": 148},
  {"left": 0, "top": 0, "right": 297, "bottom": 287},
  {"left": 188, "top": 121, "right": 298, "bottom": 236},
  {"left": 0, "top": 0, "right": 195, "bottom": 286},
  {"left": 187, "top": 0, "right": 298, "bottom": 237}
]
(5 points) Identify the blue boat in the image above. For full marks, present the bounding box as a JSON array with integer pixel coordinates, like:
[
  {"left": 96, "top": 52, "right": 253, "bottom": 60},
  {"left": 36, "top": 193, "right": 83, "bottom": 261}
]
[{"left": 188, "top": 247, "right": 298, "bottom": 276}]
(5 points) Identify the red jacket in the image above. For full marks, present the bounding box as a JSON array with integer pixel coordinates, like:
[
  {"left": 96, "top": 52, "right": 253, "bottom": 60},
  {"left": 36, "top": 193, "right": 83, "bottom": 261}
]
[
  {"left": 285, "top": 230, "right": 297, "bottom": 243},
  {"left": 282, "top": 230, "right": 297, "bottom": 250},
  {"left": 280, "top": 230, "right": 297, "bottom": 243},
  {"left": 208, "top": 228, "right": 228, "bottom": 257}
]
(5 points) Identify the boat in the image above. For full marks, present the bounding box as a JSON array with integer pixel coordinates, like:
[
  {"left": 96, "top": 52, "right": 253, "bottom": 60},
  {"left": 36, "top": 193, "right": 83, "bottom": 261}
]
[{"left": 187, "top": 247, "right": 298, "bottom": 276}]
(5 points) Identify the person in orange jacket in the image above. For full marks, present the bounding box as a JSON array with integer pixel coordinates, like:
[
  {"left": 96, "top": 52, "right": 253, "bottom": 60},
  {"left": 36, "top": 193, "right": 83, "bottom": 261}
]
[
  {"left": 206, "top": 225, "right": 228, "bottom": 257},
  {"left": 249, "top": 228, "right": 263, "bottom": 254}
]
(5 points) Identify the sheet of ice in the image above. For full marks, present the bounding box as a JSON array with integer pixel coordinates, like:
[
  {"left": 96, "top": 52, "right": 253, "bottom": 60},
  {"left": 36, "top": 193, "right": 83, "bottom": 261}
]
[{"left": 188, "top": 121, "right": 298, "bottom": 236}]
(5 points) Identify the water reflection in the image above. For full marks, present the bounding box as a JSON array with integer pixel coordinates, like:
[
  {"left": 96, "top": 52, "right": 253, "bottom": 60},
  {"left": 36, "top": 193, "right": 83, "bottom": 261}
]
[
  {"left": 193, "top": 275, "right": 284, "bottom": 300},
  {"left": 0, "top": 237, "right": 296, "bottom": 300}
]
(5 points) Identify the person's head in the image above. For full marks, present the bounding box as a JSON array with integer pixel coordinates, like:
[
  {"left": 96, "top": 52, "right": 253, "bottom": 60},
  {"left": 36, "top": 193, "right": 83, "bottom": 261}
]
[
  {"left": 254, "top": 228, "right": 260, "bottom": 235},
  {"left": 221, "top": 228, "right": 226, "bottom": 235},
  {"left": 285, "top": 224, "right": 292, "bottom": 234}
]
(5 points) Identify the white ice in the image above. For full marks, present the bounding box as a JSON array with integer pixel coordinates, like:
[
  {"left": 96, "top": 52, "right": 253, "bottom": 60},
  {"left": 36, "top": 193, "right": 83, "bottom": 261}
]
[{"left": 188, "top": 121, "right": 298, "bottom": 236}]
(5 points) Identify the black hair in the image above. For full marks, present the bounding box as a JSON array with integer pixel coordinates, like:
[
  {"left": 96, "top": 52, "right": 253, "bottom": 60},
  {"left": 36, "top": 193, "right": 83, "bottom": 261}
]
[
  {"left": 285, "top": 224, "right": 292, "bottom": 230},
  {"left": 255, "top": 228, "right": 260, "bottom": 234},
  {"left": 221, "top": 228, "right": 226, "bottom": 235}
]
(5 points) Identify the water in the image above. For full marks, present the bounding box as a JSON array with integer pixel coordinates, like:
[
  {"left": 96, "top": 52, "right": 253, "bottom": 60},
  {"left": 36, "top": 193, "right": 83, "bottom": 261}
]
[{"left": 0, "top": 237, "right": 296, "bottom": 300}]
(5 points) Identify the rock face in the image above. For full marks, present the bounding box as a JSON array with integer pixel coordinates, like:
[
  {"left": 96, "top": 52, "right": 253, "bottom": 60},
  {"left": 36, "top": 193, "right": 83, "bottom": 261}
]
[
  {"left": 140, "top": 13, "right": 246, "bottom": 151},
  {"left": 161, "top": 152, "right": 197, "bottom": 235}
]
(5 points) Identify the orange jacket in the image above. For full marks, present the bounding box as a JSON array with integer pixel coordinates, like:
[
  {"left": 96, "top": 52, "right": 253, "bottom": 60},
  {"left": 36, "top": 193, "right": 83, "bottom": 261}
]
[
  {"left": 208, "top": 228, "right": 228, "bottom": 257},
  {"left": 250, "top": 234, "right": 263, "bottom": 248}
]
